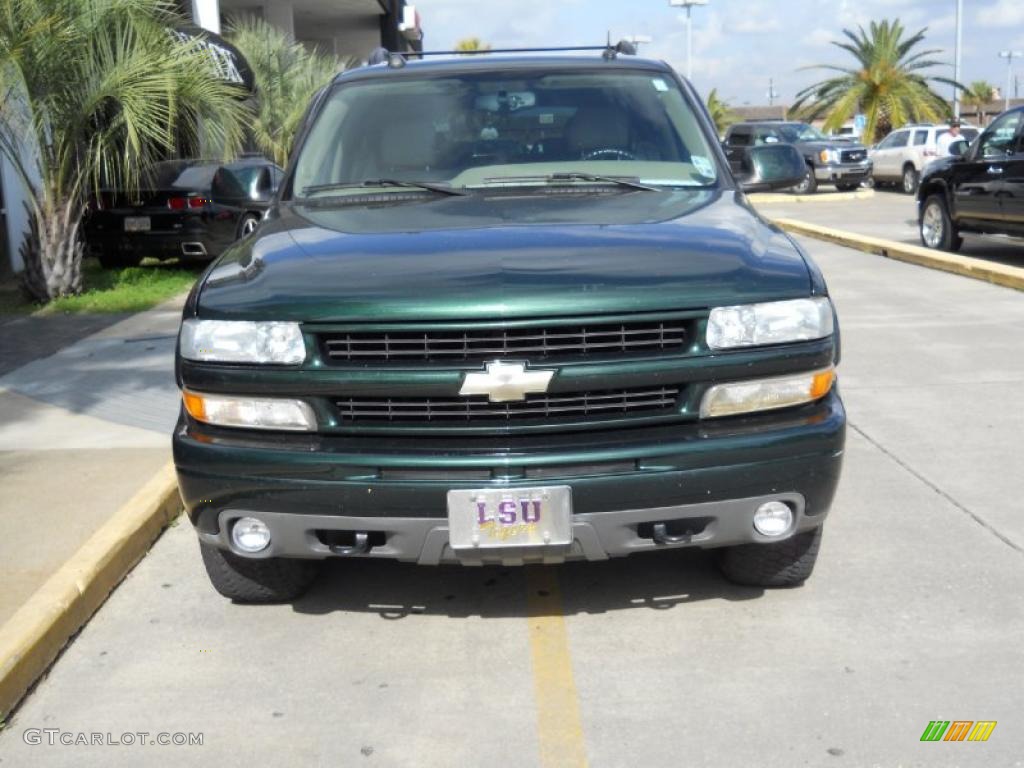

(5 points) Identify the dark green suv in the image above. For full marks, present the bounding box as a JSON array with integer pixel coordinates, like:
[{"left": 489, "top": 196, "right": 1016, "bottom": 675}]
[{"left": 173, "top": 46, "right": 845, "bottom": 602}]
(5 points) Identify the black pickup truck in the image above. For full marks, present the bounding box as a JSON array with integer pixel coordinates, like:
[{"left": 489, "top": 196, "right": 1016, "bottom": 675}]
[
  {"left": 723, "top": 121, "right": 872, "bottom": 194},
  {"left": 173, "top": 45, "right": 846, "bottom": 603},
  {"left": 917, "top": 106, "right": 1024, "bottom": 251}
]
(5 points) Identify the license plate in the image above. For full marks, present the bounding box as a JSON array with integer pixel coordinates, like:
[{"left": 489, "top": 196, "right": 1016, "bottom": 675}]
[
  {"left": 447, "top": 486, "right": 572, "bottom": 550},
  {"left": 124, "top": 216, "right": 150, "bottom": 232}
]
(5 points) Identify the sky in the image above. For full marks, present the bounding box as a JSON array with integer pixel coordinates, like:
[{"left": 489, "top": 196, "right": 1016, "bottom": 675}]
[{"left": 415, "top": 0, "right": 1024, "bottom": 106}]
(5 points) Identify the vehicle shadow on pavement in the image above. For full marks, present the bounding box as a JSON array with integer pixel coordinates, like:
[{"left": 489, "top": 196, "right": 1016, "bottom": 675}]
[{"left": 293, "top": 548, "right": 764, "bottom": 620}]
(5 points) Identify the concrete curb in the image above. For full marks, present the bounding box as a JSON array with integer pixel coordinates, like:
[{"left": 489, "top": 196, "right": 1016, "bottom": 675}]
[
  {"left": 0, "top": 462, "right": 180, "bottom": 720},
  {"left": 749, "top": 188, "right": 874, "bottom": 205},
  {"left": 773, "top": 217, "right": 1024, "bottom": 292}
]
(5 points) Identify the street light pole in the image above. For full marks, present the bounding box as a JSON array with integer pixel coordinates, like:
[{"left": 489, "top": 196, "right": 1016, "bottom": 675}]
[
  {"left": 670, "top": 0, "right": 708, "bottom": 81},
  {"left": 953, "top": 0, "right": 962, "bottom": 118},
  {"left": 999, "top": 50, "right": 1023, "bottom": 112}
]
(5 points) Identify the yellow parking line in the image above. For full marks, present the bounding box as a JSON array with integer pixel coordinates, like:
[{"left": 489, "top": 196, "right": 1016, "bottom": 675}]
[{"left": 526, "top": 567, "right": 588, "bottom": 768}]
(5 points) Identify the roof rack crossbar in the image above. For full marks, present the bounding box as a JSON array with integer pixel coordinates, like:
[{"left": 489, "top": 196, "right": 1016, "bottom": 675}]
[{"left": 368, "top": 41, "right": 637, "bottom": 68}]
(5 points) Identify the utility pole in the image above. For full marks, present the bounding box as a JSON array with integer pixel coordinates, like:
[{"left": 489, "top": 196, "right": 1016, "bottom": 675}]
[
  {"left": 999, "top": 51, "right": 1023, "bottom": 111},
  {"left": 767, "top": 78, "right": 779, "bottom": 107},
  {"left": 953, "top": 0, "right": 963, "bottom": 118},
  {"left": 670, "top": 0, "right": 709, "bottom": 81}
]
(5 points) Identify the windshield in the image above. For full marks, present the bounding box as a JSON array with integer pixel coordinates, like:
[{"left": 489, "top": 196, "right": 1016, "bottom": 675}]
[
  {"left": 290, "top": 68, "right": 720, "bottom": 196},
  {"left": 776, "top": 123, "right": 828, "bottom": 142}
]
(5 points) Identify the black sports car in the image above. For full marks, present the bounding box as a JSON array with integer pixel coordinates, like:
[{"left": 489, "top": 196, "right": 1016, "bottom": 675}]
[{"left": 84, "top": 156, "right": 283, "bottom": 268}]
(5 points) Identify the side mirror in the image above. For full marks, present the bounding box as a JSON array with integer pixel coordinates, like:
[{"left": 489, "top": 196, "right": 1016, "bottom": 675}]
[
  {"left": 948, "top": 139, "right": 969, "bottom": 158},
  {"left": 737, "top": 144, "right": 806, "bottom": 193},
  {"left": 253, "top": 168, "right": 273, "bottom": 201}
]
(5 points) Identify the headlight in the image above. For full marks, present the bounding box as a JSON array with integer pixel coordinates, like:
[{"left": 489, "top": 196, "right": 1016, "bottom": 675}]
[
  {"left": 706, "top": 297, "right": 834, "bottom": 350},
  {"left": 700, "top": 367, "right": 835, "bottom": 418},
  {"left": 819, "top": 149, "right": 837, "bottom": 164},
  {"left": 183, "top": 391, "right": 317, "bottom": 431},
  {"left": 179, "top": 320, "right": 305, "bottom": 364}
]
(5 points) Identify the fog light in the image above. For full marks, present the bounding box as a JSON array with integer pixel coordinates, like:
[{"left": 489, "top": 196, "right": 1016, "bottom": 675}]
[
  {"left": 753, "top": 501, "right": 793, "bottom": 537},
  {"left": 231, "top": 517, "right": 271, "bottom": 553}
]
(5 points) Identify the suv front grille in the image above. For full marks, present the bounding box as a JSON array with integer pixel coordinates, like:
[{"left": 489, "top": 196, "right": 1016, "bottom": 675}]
[
  {"left": 319, "top": 319, "right": 689, "bottom": 364},
  {"left": 840, "top": 148, "right": 866, "bottom": 163},
  {"left": 335, "top": 386, "right": 681, "bottom": 423}
]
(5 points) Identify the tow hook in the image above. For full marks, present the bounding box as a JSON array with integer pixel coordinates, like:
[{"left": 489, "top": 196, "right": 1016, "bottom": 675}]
[
  {"left": 652, "top": 523, "right": 691, "bottom": 545},
  {"left": 329, "top": 532, "right": 371, "bottom": 556}
]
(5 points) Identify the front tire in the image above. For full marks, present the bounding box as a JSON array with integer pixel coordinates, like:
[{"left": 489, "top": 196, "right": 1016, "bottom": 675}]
[
  {"left": 717, "top": 527, "right": 822, "bottom": 587},
  {"left": 792, "top": 165, "right": 818, "bottom": 195},
  {"left": 919, "top": 194, "right": 962, "bottom": 252},
  {"left": 200, "top": 542, "right": 319, "bottom": 603}
]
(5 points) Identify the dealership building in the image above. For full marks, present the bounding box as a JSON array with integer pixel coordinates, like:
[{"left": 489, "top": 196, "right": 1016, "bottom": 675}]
[{"left": 0, "top": 1, "right": 423, "bottom": 274}]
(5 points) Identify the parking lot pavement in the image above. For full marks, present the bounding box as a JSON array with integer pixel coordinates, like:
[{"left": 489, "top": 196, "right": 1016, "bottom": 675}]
[
  {"left": 1, "top": 239, "right": 1022, "bottom": 767},
  {"left": 756, "top": 189, "right": 1023, "bottom": 269}
]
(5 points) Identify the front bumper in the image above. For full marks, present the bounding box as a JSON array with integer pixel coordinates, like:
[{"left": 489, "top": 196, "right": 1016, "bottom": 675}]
[
  {"left": 174, "top": 391, "right": 846, "bottom": 565},
  {"left": 815, "top": 162, "right": 872, "bottom": 183}
]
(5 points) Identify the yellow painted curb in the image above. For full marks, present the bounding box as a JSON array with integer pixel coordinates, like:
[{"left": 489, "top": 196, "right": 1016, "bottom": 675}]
[
  {"left": 749, "top": 188, "right": 874, "bottom": 205},
  {"left": 774, "top": 218, "right": 1024, "bottom": 292},
  {"left": 0, "top": 461, "right": 180, "bottom": 719}
]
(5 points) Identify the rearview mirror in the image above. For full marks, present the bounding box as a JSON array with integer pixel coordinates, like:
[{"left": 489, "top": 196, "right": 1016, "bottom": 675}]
[{"left": 737, "top": 144, "right": 806, "bottom": 193}]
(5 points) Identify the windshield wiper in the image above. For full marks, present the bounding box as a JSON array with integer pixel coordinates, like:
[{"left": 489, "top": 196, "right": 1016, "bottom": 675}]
[
  {"left": 480, "top": 172, "right": 659, "bottom": 192},
  {"left": 299, "top": 179, "right": 467, "bottom": 197}
]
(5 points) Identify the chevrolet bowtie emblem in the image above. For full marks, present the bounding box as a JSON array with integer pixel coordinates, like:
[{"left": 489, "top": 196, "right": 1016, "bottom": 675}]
[{"left": 459, "top": 361, "right": 555, "bottom": 403}]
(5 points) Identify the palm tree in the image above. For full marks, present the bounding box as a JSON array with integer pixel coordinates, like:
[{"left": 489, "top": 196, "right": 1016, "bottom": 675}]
[
  {"left": 454, "top": 37, "right": 491, "bottom": 53},
  {"left": 227, "top": 16, "right": 351, "bottom": 167},
  {"left": 962, "top": 80, "right": 996, "bottom": 124},
  {"left": 705, "top": 89, "right": 736, "bottom": 136},
  {"left": 792, "top": 19, "right": 958, "bottom": 145},
  {"left": 0, "top": 0, "right": 248, "bottom": 301}
]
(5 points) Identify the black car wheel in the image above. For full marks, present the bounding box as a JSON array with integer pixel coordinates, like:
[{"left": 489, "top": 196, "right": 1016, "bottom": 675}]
[
  {"left": 792, "top": 165, "right": 817, "bottom": 195},
  {"left": 239, "top": 213, "right": 261, "bottom": 238},
  {"left": 902, "top": 165, "right": 919, "bottom": 195},
  {"left": 718, "top": 526, "right": 823, "bottom": 587},
  {"left": 200, "top": 542, "right": 319, "bottom": 603},
  {"left": 920, "top": 194, "right": 963, "bottom": 252}
]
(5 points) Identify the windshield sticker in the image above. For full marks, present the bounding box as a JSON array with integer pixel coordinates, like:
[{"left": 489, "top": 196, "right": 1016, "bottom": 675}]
[
  {"left": 651, "top": 78, "right": 669, "bottom": 92},
  {"left": 539, "top": 113, "right": 555, "bottom": 125},
  {"left": 692, "top": 155, "right": 714, "bottom": 178}
]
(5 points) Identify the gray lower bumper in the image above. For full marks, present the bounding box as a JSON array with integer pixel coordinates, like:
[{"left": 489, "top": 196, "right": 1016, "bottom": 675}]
[
  {"left": 815, "top": 162, "right": 872, "bottom": 182},
  {"left": 198, "top": 492, "right": 816, "bottom": 566}
]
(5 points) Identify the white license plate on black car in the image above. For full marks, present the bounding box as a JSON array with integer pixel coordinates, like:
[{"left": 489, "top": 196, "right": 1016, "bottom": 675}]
[
  {"left": 124, "top": 216, "right": 150, "bottom": 232},
  {"left": 447, "top": 486, "right": 572, "bottom": 550}
]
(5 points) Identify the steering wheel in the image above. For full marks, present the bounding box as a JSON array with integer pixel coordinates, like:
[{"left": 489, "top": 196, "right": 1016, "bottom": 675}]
[{"left": 581, "top": 148, "right": 636, "bottom": 161}]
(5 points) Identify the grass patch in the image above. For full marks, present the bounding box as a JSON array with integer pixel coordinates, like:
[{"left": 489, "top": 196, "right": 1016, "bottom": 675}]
[{"left": 0, "top": 257, "right": 200, "bottom": 315}]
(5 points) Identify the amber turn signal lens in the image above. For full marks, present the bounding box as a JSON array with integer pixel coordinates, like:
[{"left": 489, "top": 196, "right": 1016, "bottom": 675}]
[
  {"left": 810, "top": 369, "right": 836, "bottom": 399},
  {"left": 182, "top": 390, "right": 207, "bottom": 421}
]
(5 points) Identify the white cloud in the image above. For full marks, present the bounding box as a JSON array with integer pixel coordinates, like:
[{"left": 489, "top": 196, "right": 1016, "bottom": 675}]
[{"left": 977, "top": 0, "right": 1024, "bottom": 28}]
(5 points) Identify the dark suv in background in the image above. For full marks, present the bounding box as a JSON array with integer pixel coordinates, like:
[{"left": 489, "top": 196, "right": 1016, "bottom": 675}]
[
  {"left": 917, "top": 106, "right": 1024, "bottom": 251},
  {"left": 724, "top": 121, "right": 872, "bottom": 194}
]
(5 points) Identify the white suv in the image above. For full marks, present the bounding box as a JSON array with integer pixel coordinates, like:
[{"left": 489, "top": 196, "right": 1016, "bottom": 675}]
[{"left": 869, "top": 123, "right": 979, "bottom": 194}]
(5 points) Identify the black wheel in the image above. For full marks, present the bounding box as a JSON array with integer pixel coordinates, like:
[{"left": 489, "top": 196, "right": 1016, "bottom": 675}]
[
  {"left": 919, "top": 194, "right": 963, "bottom": 252},
  {"left": 901, "top": 165, "right": 919, "bottom": 195},
  {"left": 717, "top": 527, "right": 823, "bottom": 587},
  {"left": 835, "top": 183, "right": 859, "bottom": 192},
  {"left": 792, "top": 165, "right": 817, "bottom": 195},
  {"left": 238, "top": 213, "right": 261, "bottom": 238},
  {"left": 97, "top": 248, "right": 142, "bottom": 269},
  {"left": 200, "top": 542, "right": 319, "bottom": 603}
]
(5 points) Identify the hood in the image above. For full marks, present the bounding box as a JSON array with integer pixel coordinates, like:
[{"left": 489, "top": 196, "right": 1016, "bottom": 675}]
[{"left": 195, "top": 189, "right": 812, "bottom": 322}]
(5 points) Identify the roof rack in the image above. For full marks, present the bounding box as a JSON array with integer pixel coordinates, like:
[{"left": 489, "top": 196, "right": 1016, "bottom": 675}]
[{"left": 366, "top": 40, "right": 637, "bottom": 69}]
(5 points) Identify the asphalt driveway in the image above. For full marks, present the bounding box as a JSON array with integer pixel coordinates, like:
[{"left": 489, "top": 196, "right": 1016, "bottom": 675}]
[{"left": 1, "top": 238, "right": 1021, "bottom": 768}]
